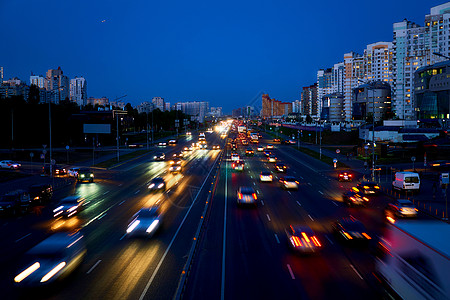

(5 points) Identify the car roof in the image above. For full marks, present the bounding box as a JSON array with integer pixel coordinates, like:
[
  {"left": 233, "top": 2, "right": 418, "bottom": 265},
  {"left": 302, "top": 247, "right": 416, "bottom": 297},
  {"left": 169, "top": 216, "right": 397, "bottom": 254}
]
[
  {"left": 284, "top": 176, "right": 296, "bottom": 181},
  {"left": 60, "top": 195, "right": 83, "bottom": 202},
  {"left": 28, "top": 232, "right": 84, "bottom": 255},
  {"left": 290, "top": 225, "right": 314, "bottom": 235},
  {"left": 261, "top": 171, "right": 271, "bottom": 174},
  {"left": 239, "top": 187, "right": 255, "bottom": 194},
  {"left": 151, "top": 177, "right": 164, "bottom": 182},
  {"left": 397, "top": 199, "right": 413, "bottom": 205},
  {"left": 137, "top": 207, "right": 160, "bottom": 218}
]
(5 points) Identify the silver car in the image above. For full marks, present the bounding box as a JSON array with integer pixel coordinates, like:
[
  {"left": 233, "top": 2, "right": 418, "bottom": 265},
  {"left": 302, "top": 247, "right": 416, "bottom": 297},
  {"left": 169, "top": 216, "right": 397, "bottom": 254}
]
[
  {"left": 279, "top": 176, "right": 299, "bottom": 190},
  {"left": 126, "top": 207, "right": 162, "bottom": 237},
  {"left": 237, "top": 187, "right": 258, "bottom": 206},
  {"left": 53, "top": 196, "right": 86, "bottom": 218}
]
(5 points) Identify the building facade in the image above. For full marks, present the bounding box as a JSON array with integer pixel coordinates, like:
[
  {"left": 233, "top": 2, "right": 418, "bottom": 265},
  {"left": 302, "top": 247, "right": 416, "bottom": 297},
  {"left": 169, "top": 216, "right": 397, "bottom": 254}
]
[
  {"left": 321, "top": 93, "right": 345, "bottom": 122},
  {"left": 317, "top": 68, "right": 333, "bottom": 117},
  {"left": 152, "top": 97, "right": 165, "bottom": 111},
  {"left": 364, "top": 42, "right": 393, "bottom": 83},
  {"left": 261, "top": 94, "right": 292, "bottom": 117},
  {"left": 30, "top": 75, "right": 46, "bottom": 89},
  {"left": 300, "top": 84, "right": 318, "bottom": 116},
  {"left": 70, "top": 77, "right": 87, "bottom": 106},
  {"left": 352, "top": 81, "right": 392, "bottom": 122},
  {"left": 45, "top": 67, "right": 69, "bottom": 104}
]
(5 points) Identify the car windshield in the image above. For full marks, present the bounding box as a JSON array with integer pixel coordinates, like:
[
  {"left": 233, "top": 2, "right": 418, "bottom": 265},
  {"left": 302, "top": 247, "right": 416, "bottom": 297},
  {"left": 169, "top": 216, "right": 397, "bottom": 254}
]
[
  {"left": 138, "top": 209, "right": 159, "bottom": 218},
  {"left": 152, "top": 178, "right": 164, "bottom": 183},
  {"left": 398, "top": 201, "right": 414, "bottom": 207},
  {"left": 284, "top": 176, "right": 296, "bottom": 182},
  {"left": 261, "top": 172, "right": 271, "bottom": 176},
  {"left": 341, "top": 221, "right": 365, "bottom": 231},
  {"left": 79, "top": 169, "right": 91, "bottom": 173}
]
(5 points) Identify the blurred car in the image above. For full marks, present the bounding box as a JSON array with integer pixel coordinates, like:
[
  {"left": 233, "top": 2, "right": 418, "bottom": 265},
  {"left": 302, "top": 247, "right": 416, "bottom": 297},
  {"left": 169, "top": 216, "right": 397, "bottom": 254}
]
[
  {"left": 242, "top": 140, "right": 249, "bottom": 145},
  {"left": 42, "top": 164, "right": 67, "bottom": 176},
  {"left": 172, "top": 152, "right": 184, "bottom": 158},
  {"left": 274, "top": 162, "right": 287, "bottom": 173},
  {"left": 186, "top": 132, "right": 192, "bottom": 136},
  {"left": 260, "top": 171, "right": 273, "bottom": 182},
  {"left": 279, "top": 176, "right": 299, "bottom": 190},
  {"left": 76, "top": 168, "right": 94, "bottom": 183},
  {"left": 148, "top": 177, "right": 166, "bottom": 192},
  {"left": 342, "top": 188, "right": 368, "bottom": 206},
  {"left": 212, "top": 145, "right": 220, "bottom": 150},
  {"left": 158, "top": 142, "right": 167, "bottom": 146},
  {"left": 231, "top": 143, "right": 237, "bottom": 150},
  {"left": 0, "top": 160, "right": 21, "bottom": 169},
  {"left": 263, "top": 150, "right": 271, "bottom": 157},
  {"left": 286, "top": 225, "right": 322, "bottom": 253},
  {"left": 231, "top": 160, "right": 244, "bottom": 171},
  {"left": 283, "top": 140, "right": 296, "bottom": 145},
  {"left": 183, "top": 146, "right": 190, "bottom": 152},
  {"left": 53, "top": 195, "right": 86, "bottom": 218},
  {"left": 332, "top": 217, "right": 371, "bottom": 243},
  {"left": 386, "top": 199, "right": 418, "bottom": 218},
  {"left": 126, "top": 207, "right": 162, "bottom": 237},
  {"left": 168, "top": 139, "right": 178, "bottom": 145},
  {"left": 153, "top": 152, "right": 165, "bottom": 161},
  {"left": 245, "top": 148, "right": 254, "bottom": 156},
  {"left": 169, "top": 158, "right": 182, "bottom": 172},
  {"left": 0, "top": 190, "right": 31, "bottom": 216},
  {"left": 267, "top": 144, "right": 274, "bottom": 149},
  {"left": 268, "top": 155, "right": 277, "bottom": 163},
  {"left": 67, "top": 167, "right": 79, "bottom": 178},
  {"left": 237, "top": 187, "right": 258, "bottom": 206},
  {"left": 231, "top": 153, "right": 240, "bottom": 161},
  {"left": 257, "top": 146, "right": 264, "bottom": 152},
  {"left": 273, "top": 138, "right": 281, "bottom": 143},
  {"left": 28, "top": 184, "right": 53, "bottom": 204},
  {"left": 338, "top": 171, "right": 353, "bottom": 182},
  {"left": 356, "top": 181, "right": 380, "bottom": 195},
  {"left": 14, "top": 232, "right": 86, "bottom": 287},
  {"left": 198, "top": 143, "right": 207, "bottom": 149}
]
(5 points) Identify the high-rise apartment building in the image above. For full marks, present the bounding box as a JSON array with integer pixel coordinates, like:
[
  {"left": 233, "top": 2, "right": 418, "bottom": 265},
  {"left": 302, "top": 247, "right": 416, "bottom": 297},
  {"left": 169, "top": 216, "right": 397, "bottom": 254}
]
[
  {"left": 152, "top": 97, "right": 165, "bottom": 111},
  {"left": 344, "top": 52, "right": 365, "bottom": 121},
  {"left": 292, "top": 100, "right": 301, "bottom": 113},
  {"left": 300, "top": 84, "right": 318, "bottom": 116},
  {"left": 176, "top": 101, "right": 209, "bottom": 122},
  {"left": 0, "top": 67, "right": 3, "bottom": 83},
  {"left": 136, "top": 101, "right": 155, "bottom": 114},
  {"left": 392, "top": 3, "right": 450, "bottom": 120},
  {"left": 70, "top": 77, "right": 87, "bottom": 106},
  {"left": 45, "top": 67, "right": 69, "bottom": 104},
  {"left": 332, "top": 62, "right": 345, "bottom": 94},
  {"left": 364, "top": 42, "right": 393, "bottom": 83},
  {"left": 30, "top": 75, "right": 46, "bottom": 89},
  {"left": 261, "top": 94, "right": 292, "bottom": 117},
  {"left": 317, "top": 68, "right": 333, "bottom": 118}
]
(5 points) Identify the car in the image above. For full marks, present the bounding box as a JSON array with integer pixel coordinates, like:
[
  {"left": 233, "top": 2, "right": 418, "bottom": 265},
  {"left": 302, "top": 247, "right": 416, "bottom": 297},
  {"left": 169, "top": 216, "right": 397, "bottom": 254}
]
[
  {"left": 273, "top": 138, "right": 281, "bottom": 143},
  {"left": 169, "top": 158, "right": 182, "bottom": 172},
  {"left": 158, "top": 142, "right": 167, "bottom": 146},
  {"left": 231, "top": 143, "right": 237, "bottom": 150},
  {"left": 153, "top": 152, "right": 166, "bottom": 161},
  {"left": 212, "top": 145, "right": 220, "bottom": 150},
  {"left": 245, "top": 148, "right": 254, "bottom": 156},
  {"left": 42, "top": 164, "right": 67, "bottom": 176},
  {"left": 168, "top": 139, "right": 178, "bottom": 145},
  {"left": 386, "top": 199, "right": 418, "bottom": 218},
  {"left": 198, "top": 143, "right": 207, "bottom": 149},
  {"left": 237, "top": 187, "right": 258, "bottom": 206},
  {"left": 267, "top": 144, "right": 274, "bottom": 149},
  {"left": 0, "top": 190, "right": 31, "bottom": 215},
  {"left": 338, "top": 171, "right": 353, "bottom": 182},
  {"left": 76, "top": 168, "right": 94, "bottom": 183},
  {"left": 242, "top": 140, "right": 249, "bottom": 146},
  {"left": 260, "top": 171, "right": 273, "bottom": 182},
  {"left": 231, "top": 160, "right": 245, "bottom": 171},
  {"left": 28, "top": 184, "right": 53, "bottom": 204},
  {"left": 332, "top": 217, "right": 372, "bottom": 243},
  {"left": 263, "top": 150, "right": 271, "bottom": 157},
  {"left": 279, "top": 176, "right": 299, "bottom": 190},
  {"left": 172, "top": 152, "right": 184, "bottom": 158},
  {"left": 53, "top": 195, "right": 86, "bottom": 218},
  {"left": 286, "top": 225, "right": 322, "bottom": 253},
  {"left": 342, "top": 188, "right": 369, "bottom": 206},
  {"left": 126, "top": 207, "right": 162, "bottom": 237},
  {"left": 356, "top": 181, "right": 380, "bottom": 195},
  {"left": 268, "top": 155, "right": 277, "bottom": 163},
  {"left": 186, "top": 132, "right": 192, "bottom": 136},
  {"left": 67, "top": 167, "right": 80, "bottom": 178},
  {"left": 231, "top": 153, "right": 240, "bottom": 161},
  {"left": 14, "top": 232, "right": 86, "bottom": 287},
  {"left": 0, "top": 160, "right": 21, "bottom": 169},
  {"left": 274, "top": 162, "right": 287, "bottom": 172},
  {"left": 148, "top": 177, "right": 166, "bottom": 192},
  {"left": 257, "top": 146, "right": 264, "bottom": 152}
]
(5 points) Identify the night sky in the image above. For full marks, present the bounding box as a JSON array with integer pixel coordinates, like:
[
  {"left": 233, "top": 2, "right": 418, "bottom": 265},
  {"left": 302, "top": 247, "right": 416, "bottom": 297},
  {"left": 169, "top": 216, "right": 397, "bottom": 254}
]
[{"left": 0, "top": 0, "right": 444, "bottom": 113}]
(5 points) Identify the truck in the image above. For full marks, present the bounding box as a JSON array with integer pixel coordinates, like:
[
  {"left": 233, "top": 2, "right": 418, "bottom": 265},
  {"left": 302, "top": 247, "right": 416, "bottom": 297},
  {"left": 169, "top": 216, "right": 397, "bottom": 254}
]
[
  {"left": 375, "top": 220, "right": 450, "bottom": 300},
  {"left": 392, "top": 171, "right": 420, "bottom": 193},
  {"left": 238, "top": 125, "right": 246, "bottom": 133},
  {"left": 250, "top": 133, "right": 259, "bottom": 143}
]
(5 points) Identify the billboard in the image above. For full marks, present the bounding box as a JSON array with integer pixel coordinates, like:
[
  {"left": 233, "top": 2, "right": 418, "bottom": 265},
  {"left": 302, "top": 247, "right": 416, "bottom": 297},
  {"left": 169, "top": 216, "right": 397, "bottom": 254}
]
[{"left": 83, "top": 124, "right": 111, "bottom": 134}]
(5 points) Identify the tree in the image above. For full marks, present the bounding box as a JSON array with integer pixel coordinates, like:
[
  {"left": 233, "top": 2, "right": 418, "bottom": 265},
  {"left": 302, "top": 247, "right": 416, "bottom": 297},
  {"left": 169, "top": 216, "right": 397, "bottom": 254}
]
[
  {"left": 28, "top": 84, "right": 40, "bottom": 105},
  {"left": 306, "top": 114, "right": 312, "bottom": 123}
]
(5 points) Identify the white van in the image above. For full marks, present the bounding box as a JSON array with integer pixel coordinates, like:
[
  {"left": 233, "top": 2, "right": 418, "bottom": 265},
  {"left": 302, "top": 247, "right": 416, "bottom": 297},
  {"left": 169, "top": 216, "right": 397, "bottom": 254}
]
[{"left": 392, "top": 172, "right": 420, "bottom": 193}]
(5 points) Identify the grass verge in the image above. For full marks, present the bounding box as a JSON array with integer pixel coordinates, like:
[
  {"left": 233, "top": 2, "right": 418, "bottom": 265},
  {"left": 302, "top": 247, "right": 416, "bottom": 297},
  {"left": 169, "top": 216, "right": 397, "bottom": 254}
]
[
  {"left": 0, "top": 171, "right": 32, "bottom": 182},
  {"left": 295, "top": 147, "right": 349, "bottom": 168},
  {"left": 94, "top": 150, "right": 151, "bottom": 168}
]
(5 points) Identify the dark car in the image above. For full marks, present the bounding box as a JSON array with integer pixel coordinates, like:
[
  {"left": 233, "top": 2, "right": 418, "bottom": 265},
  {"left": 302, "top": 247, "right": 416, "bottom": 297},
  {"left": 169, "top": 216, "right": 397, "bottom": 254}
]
[
  {"left": 77, "top": 168, "right": 94, "bottom": 183},
  {"left": 274, "top": 162, "right": 287, "bottom": 173},
  {"left": 42, "top": 164, "right": 67, "bottom": 176},
  {"left": 386, "top": 199, "right": 418, "bottom": 218},
  {"left": 148, "top": 177, "right": 166, "bottom": 192},
  {"left": 356, "top": 181, "right": 380, "bottom": 195},
  {"left": 286, "top": 225, "right": 322, "bottom": 254},
  {"left": 342, "top": 188, "right": 368, "bottom": 206},
  {"left": 153, "top": 152, "right": 166, "bottom": 161},
  {"left": 332, "top": 217, "right": 371, "bottom": 244},
  {"left": 0, "top": 190, "right": 31, "bottom": 215},
  {"left": 338, "top": 171, "right": 353, "bottom": 182},
  {"left": 245, "top": 148, "right": 254, "bottom": 156},
  {"left": 28, "top": 184, "right": 53, "bottom": 204},
  {"left": 53, "top": 196, "right": 85, "bottom": 218}
]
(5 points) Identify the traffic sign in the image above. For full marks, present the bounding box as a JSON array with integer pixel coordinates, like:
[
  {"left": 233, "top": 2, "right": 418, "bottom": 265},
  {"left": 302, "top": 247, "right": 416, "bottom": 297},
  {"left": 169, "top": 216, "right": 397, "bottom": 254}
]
[
  {"left": 30, "top": 152, "right": 34, "bottom": 158},
  {"left": 336, "top": 149, "right": 340, "bottom": 154},
  {"left": 42, "top": 150, "right": 47, "bottom": 155},
  {"left": 333, "top": 158, "right": 338, "bottom": 163},
  {"left": 411, "top": 156, "right": 416, "bottom": 162},
  {"left": 66, "top": 145, "right": 70, "bottom": 150},
  {"left": 51, "top": 159, "right": 56, "bottom": 165},
  {"left": 40, "top": 154, "right": 45, "bottom": 159}
]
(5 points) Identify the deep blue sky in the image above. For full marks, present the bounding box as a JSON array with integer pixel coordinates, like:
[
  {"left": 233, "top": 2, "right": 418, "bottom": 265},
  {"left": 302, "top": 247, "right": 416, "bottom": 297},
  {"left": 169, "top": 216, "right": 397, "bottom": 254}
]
[{"left": 0, "top": 0, "right": 445, "bottom": 113}]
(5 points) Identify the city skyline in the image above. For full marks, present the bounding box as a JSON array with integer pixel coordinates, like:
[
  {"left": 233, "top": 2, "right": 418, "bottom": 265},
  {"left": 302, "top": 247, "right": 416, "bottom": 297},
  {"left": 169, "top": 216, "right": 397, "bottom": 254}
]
[{"left": 0, "top": 0, "right": 445, "bottom": 113}]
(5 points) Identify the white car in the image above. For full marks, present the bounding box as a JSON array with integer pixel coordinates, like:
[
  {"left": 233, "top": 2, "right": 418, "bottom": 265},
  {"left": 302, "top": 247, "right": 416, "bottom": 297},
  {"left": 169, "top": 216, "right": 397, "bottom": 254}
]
[
  {"left": 280, "top": 176, "right": 299, "bottom": 190},
  {"left": 67, "top": 168, "right": 80, "bottom": 178},
  {"left": 267, "top": 144, "right": 274, "bottom": 149},
  {"left": 231, "top": 154, "right": 240, "bottom": 161},
  {"left": 268, "top": 155, "right": 277, "bottom": 163},
  {"left": 260, "top": 171, "right": 273, "bottom": 182},
  {"left": 257, "top": 146, "right": 264, "bottom": 152},
  {"left": 0, "top": 160, "right": 21, "bottom": 169}
]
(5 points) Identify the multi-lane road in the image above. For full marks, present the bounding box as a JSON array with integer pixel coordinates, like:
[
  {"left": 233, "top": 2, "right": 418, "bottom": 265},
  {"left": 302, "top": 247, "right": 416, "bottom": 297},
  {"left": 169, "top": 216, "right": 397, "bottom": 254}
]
[{"left": 0, "top": 129, "right": 432, "bottom": 299}]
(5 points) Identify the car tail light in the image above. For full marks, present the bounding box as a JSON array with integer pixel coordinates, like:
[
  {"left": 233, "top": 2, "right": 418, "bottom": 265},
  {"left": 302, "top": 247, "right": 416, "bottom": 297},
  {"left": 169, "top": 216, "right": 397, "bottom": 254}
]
[
  {"left": 375, "top": 186, "right": 380, "bottom": 189},
  {"left": 301, "top": 232, "right": 310, "bottom": 243},
  {"left": 269, "top": 175, "right": 272, "bottom": 179},
  {"left": 343, "top": 232, "right": 353, "bottom": 240},
  {"left": 290, "top": 236, "right": 302, "bottom": 247},
  {"left": 350, "top": 197, "right": 355, "bottom": 201},
  {"left": 364, "top": 186, "right": 369, "bottom": 189},
  {"left": 238, "top": 193, "right": 242, "bottom": 200},
  {"left": 363, "top": 197, "right": 369, "bottom": 201},
  {"left": 252, "top": 193, "right": 257, "bottom": 200},
  {"left": 348, "top": 174, "right": 352, "bottom": 177},
  {"left": 414, "top": 208, "right": 418, "bottom": 211},
  {"left": 311, "top": 236, "right": 321, "bottom": 247},
  {"left": 362, "top": 232, "right": 371, "bottom": 239},
  {"left": 339, "top": 174, "right": 343, "bottom": 177},
  {"left": 295, "top": 181, "right": 299, "bottom": 184}
]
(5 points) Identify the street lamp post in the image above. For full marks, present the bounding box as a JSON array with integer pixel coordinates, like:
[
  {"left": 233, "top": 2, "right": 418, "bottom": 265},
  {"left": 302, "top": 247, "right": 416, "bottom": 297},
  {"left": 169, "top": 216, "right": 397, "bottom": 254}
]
[{"left": 358, "top": 79, "right": 376, "bottom": 181}]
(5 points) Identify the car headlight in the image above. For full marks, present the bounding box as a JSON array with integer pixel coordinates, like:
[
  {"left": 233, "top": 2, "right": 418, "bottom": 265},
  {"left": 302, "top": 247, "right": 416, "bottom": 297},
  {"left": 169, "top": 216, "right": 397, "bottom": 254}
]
[
  {"left": 127, "top": 220, "right": 140, "bottom": 233},
  {"left": 149, "top": 183, "right": 155, "bottom": 188},
  {"left": 67, "top": 205, "right": 78, "bottom": 213},
  {"left": 158, "top": 183, "right": 164, "bottom": 188},
  {"left": 80, "top": 174, "right": 85, "bottom": 178},
  {"left": 146, "top": 219, "right": 159, "bottom": 233},
  {"left": 176, "top": 166, "right": 181, "bottom": 170},
  {"left": 41, "top": 262, "right": 66, "bottom": 282},
  {"left": 90, "top": 174, "right": 94, "bottom": 177},
  {"left": 153, "top": 156, "right": 157, "bottom": 159},
  {"left": 14, "top": 262, "right": 41, "bottom": 283}
]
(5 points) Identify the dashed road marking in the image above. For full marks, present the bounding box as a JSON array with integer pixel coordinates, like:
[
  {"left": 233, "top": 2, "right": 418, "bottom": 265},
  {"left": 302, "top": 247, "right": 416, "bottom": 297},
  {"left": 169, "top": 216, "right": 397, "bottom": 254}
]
[
  {"left": 15, "top": 233, "right": 31, "bottom": 243},
  {"left": 119, "top": 200, "right": 126, "bottom": 206},
  {"left": 287, "top": 191, "right": 292, "bottom": 195},
  {"left": 134, "top": 190, "right": 140, "bottom": 194},
  {"left": 261, "top": 200, "right": 264, "bottom": 206},
  {"left": 308, "top": 214, "right": 314, "bottom": 221},
  {"left": 325, "top": 235, "right": 334, "bottom": 245},
  {"left": 350, "top": 264, "right": 363, "bottom": 280},
  {"left": 318, "top": 191, "right": 324, "bottom": 195},
  {"left": 307, "top": 183, "right": 312, "bottom": 186},
  {"left": 296, "top": 201, "right": 301, "bottom": 206},
  {"left": 333, "top": 202, "right": 338, "bottom": 206},
  {"left": 274, "top": 234, "right": 280, "bottom": 244},
  {"left": 87, "top": 260, "right": 102, "bottom": 274},
  {"left": 103, "top": 191, "right": 110, "bottom": 195},
  {"left": 287, "top": 264, "right": 295, "bottom": 279},
  {"left": 266, "top": 214, "right": 271, "bottom": 222}
]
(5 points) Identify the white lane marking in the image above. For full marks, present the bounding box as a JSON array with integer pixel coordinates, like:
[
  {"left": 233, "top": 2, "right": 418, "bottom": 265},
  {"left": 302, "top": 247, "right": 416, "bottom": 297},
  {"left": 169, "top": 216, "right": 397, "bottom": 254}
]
[
  {"left": 325, "top": 235, "right": 334, "bottom": 245},
  {"left": 134, "top": 190, "right": 140, "bottom": 194},
  {"left": 261, "top": 200, "right": 264, "bottom": 206},
  {"left": 333, "top": 202, "right": 338, "bottom": 206},
  {"left": 118, "top": 200, "right": 126, "bottom": 206},
  {"left": 266, "top": 214, "right": 271, "bottom": 222},
  {"left": 140, "top": 153, "right": 220, "bottom": 300},
  {"left": 287, "top": 264, "right": 295, "bottom": 279},
  {"left": 86, "top": 260, "right": 102, "bottom": 274},
  {"left": 350, "top": 264, "right": 363, "bottom": 280},
  {"left": 307, "top": 182, "right": 312, "bottom": 186},
  {"left": 308, "top": 214, "right": 314, "bottom": 221},
  {"left": 15, "top": 233, "right": 31, "bottom": 243},
  {"left": 256, "top": 190, "right": 260, "bottom": 194},
  {"left": 299, "top": 176, "right": 303, "bottom": 179},
  {"left": 318, "top": 191, "right": 324, "bottom": 195},
  {"left": 98, "top": 213, "right": 107, "bottom": 220},
  {"left": 119, "top": 233, "right": 127, "bottom": 240},
  {"left": 253, "top": 182, "right": 256, "bottom": 185},
  {"left": 103, "top": 191, "right": 110, "bottom": 195},
  {"left": 221, "top": 157, "right": 228, "bottom": 300},
  {"left": 118, "top": 183, "right": 123, "bottom": 186},
  {"left": 274, "top": 234, "right": 280, "bottom": 244},
  {"left": 296, "top": 201, "right": 301, "bottom": 206},
  {"left": 287, "top": 191, "right": 292, "bottom": 195}
]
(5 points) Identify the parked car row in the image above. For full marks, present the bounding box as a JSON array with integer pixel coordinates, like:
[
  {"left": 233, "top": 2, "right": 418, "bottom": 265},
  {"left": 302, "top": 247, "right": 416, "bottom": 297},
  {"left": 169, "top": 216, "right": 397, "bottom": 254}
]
[{"left": 0, "top": 184, "right": 53, "bottom": 216}]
